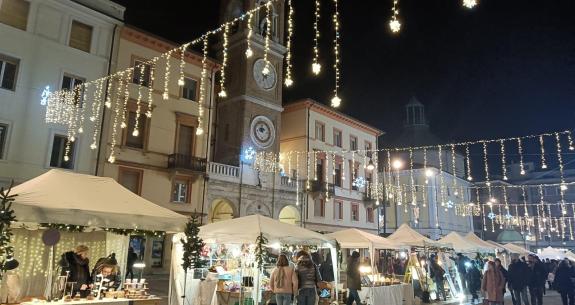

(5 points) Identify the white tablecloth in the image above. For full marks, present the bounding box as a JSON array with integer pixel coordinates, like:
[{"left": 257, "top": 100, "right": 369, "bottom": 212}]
[
  {"left": 22, "top": 297, "right": 162, "bottom": 305},
  {"left": 358, "top": 284, "right": 413, "bottom": 305}
]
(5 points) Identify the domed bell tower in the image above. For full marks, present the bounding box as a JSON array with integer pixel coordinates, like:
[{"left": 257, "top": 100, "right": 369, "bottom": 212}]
[{"left": 214, "top": 0, "right": 287, "bottom": 166}]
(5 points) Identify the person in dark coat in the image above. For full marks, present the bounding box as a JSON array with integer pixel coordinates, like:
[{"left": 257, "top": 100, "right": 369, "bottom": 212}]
[
  {"left": 554, "top": 259, "right": 575, "bottom": 305},
  {"left": 60, "top": 245, "right": 92, "bottom": 297},
  {"left": 466, "top": 263, "right": 482, "bottom": 303},
  {"left": 295, "top": 251, "right": 322, "bottom": 305},
  {"left": 527, "top": 254, "right": 547, "bottom": 305},
  {"left": 126, "top": 247, "right": 138, "bottom": 280},
  {"left": 346, "top": 251, "right": 362, "bottom": 305},
  {"left": 451, "top": 254, "right": 469, "bottom": 291},
  {"left": 319, "top": 254, "right": 335, "bottom": 283},
  {"left": 508, "top": 254, "right": 531, "bottom": 305},
  {"left": 430, "top": 255, "right": 447, "bottom": 301}
]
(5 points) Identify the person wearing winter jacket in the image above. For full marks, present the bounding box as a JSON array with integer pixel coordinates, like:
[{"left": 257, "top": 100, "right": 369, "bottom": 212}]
[
  {"left": 295, "top": 251, "right": 322, "bottom": 305},
  {"left": 527, "top": 254, "right": 547, "bottom": 305},
  {"left": 482, "top": 261, "right": 506, "bottom": 305},
  {"left": 508, "top": 254, "right": 531, "bottom": 305},
  {"left": 554, "top": 259, "right": 575, "bottom": 305},
  {"left": 430, "top": 255, "right": 447, "bottom": 301},
  {"left": 59, "top": 245, "right": 92, "bottom": 297},
  {"left": 270, "top": 254, "right": 298, "bottom": 305},
  {"left": 466, "top": 263, "right": 482, "bottom": 304},
  {"left": 346, "top": 251, "right": 362, "bottom": 305}
]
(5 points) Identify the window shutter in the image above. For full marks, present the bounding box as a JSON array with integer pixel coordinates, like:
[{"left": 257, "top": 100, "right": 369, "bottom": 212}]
[
  {"left": 69, "top": 20, "right": 93, "bottom": 53},
  {"left": 0, "top": 0, "right": 29, "bottom": 30}
]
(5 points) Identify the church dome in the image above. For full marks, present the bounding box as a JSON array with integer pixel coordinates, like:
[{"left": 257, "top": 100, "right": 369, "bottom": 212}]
[{"left": 496, "top": 230, "right": 523, "bottom": 243}]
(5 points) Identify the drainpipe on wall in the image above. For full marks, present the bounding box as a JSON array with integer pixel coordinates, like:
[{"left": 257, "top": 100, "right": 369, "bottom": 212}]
[{"left": 95, "top": 24, "right": 118, "bottom": 176}]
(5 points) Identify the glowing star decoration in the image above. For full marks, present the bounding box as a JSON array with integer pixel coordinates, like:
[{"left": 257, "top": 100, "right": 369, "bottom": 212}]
[
  {"left": 463, "top": 0, "right": 477, "bottom": 9},
  {"left": 505, "top": 213, "right": 513, "bottom": 220},
  {"left": 40, "top": 86, "right": 51, "bottom": 106},
  {"left": 446, "top": 200, "right": 454, "bottom": 209},
  {"left": 243, "top": 146, "right": 256, "bottom": 162},
  {"left": 352, "top": 177, "right": 367, "bottom": 189},
  {"left": 488, "top": 212, "right": 496, "bottom": 220}
]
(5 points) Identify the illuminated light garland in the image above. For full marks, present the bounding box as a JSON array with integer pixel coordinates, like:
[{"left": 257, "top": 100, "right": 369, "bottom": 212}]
[
  {"left": 482, "top": 142, "right": 490, "bottom": 186},
  {"left": 178, "top": 43, "right": 190, "bottom": 87},
  {"left": 133, "top": 64, "right": 146, "bottom": 137},
  {"left": 341, "top": 153, "right": 346, "bottom": 181},
  {"left": 500, "top": 140, "right": 508, "bottom": 180},
  {"left": 450, "top": 144, "right": 458, "bottom": 196},
  {"left": 306, "top": 152, "right": 311, "bottom": 190},
  {"left": 218, "top": 23, "right": 229, "bottom": 98},
  {"left": 245, "top": 13, "right": 254, "bottom": 58},
  {"left": 535, "top": 195, "right": 543, "bottom": 239},
  {"left": 261, "top": 1, "right": 273, "bottom": 76},
  {"left": 438, "top": 146, "right": 446, "bottom": 207},
  {"left": 351, "top": 151, "right": 356, "bottom": 182},
  {"left": 386, "top": 151, "right": 393, "bottom": 199},
  {"left": 555, "top": 132, "right": 567, "bottom": 219},
  {"left": 146, "top": 58, "right": 156, "bottom": 118},
  {"left": 287, "top": 152, "right": 292, "bottom": 182},
  {"left": 197, "top": 37, "right": 209, "bottom": 136},
  {"left": 389, "top": 0, "right": 401, "bottom": 33},
  {"left": 517, "top": 138, "right": 526, "bottom": 175},
  {"left": 463, "top": 0, "right": 478, "bottom": 9},
  {"left": 284, "top": 0, "right": 294, "bottom": 87},
  {"left": 90, "top": 79, "right": 105, "bottom": 150},
  {"left": 568, "top": 131, "right": 575, "bottom": 151},
  {"left": 539, "top": 135, "right": 548, "bottom": 169},
  {"left": 163, "top": 50, "right": 174, "bottom": 100},
  {"left": 296, "top": 152, "right": 300, "bottom": 206},
  {"left": 409, "top": 149, "right": 416, "bottom": 206},
  {"left": 325, "top": 153, "right": 330, "bottom": 199},
  {"left": 331, "top": 0, "right": 341, "bottom": 108},
  {"left": 77, "top": 83, "right": 90, "bottom": 133},
  {"left": 312, "top": 0, "right": 321, "bottom": 75},
  {"left": 120, "top": 69, "right": 132, "bottom": 129},
  {"left": 104, "top": 76, "right": 113, "bottom": 109},
  {"left": 108, "top": 72, "right": 126, "bottom": 164},
  {"left": 313, "top": 151, "right": 318, "bottom": 181},
  {"left": 423, "top": 148, "right": 429, "bottom": 184}
]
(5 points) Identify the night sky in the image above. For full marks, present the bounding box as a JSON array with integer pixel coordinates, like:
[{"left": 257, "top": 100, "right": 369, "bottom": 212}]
[{"left": 112, "top": 0, "right": 575, "bottom": 146}]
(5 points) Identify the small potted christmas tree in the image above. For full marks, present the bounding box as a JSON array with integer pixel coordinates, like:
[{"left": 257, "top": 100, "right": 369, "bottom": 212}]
[{"left": 181, "top": 214, "right": 206, "bottom": 280}]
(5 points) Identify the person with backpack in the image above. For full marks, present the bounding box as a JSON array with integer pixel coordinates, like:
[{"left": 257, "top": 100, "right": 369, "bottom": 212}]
[{"left": 295, "top": 251, "right": 322, "bottom": 305}]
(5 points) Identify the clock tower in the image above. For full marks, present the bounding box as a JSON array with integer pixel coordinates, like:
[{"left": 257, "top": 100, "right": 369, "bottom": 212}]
[{"left": 214, "top": 0, "right": 286, "bottom": 166}]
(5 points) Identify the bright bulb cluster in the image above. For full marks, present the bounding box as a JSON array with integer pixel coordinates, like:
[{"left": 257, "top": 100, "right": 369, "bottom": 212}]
[
  {"left": 331, "top": 0, "right": 341, "bottom": 108},
  {"left": 389, "top": 0, "right": 401, "bottom": 33},
  {"left": 262, "top": 1, "right": 273, "bottom": 76},
  {"left": 284, "top": 0, "right": 294, "bottom": 87},
  {"left": 246, "top": 13, "right": 254, "bottom": 58},
  {"left": 312, "top": 0, "right": 321, "bottom": 75},
  {"left": 163, "top": 50, "right": 173, "bottom": 100},
  {"left": 463, "top": 0, "right": 477, "bottom": 9},
  {"left": 219, "top": 23, "right": 229, "bottom": 98}
]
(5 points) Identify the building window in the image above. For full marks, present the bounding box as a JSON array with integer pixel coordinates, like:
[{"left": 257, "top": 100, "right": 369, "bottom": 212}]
[
  {"left": 350, "top": 136, "right": 358, "bottom": 151},
  {"left": 175, "top": 123, "right": 195, "bottom": 156},
  {"left": 0, "top": 0, "right": 29, "bottom": 31},
  {"left": 334, "top": 163, "right": 342, "bottom": 187},
  {"left": 314, "top": 199, "right": 325, "bottom": 217},
  {"left": 365, "top": 141, "right": 372, "bottom": 157},
  {"left": 182, "top": 77, "right": 198, "bottom": 101},
  {"left": 367, "top": 207, "right": 374, "bottom": 223},
  {"left": 132, "top": 60, "right": 152, "bottom": 87},
  {"left": 123, "top": 111, "right": 148, "bottom": 149},
  {"left": 61, "top": 74, "right": 85, "bottom": 105},
  {"left": 315, "top": 122, "right": 325, "bottom": 141},
  {"left": 0, "top": 55, "right": 19, "bottom": 91},
  {"left": 118, "top": 167, "right": 143, "bottom": 195},
  {"left": 69, "top": 20, "right": 93, "bottom": 53},
  {"left": 172, "top": 177, "right": 191, "bottom": 203},
  {"left": 334, "top": 201, "right": 344, "bottom": 220},
  {"left": 316, "top": 157, "right": 324, "bottom": 183},
  {"left": 333, "top": 129, "right": 342, "bottom": 147},
  {"left": 0, "top": 124, "right": 8, "bottom": 159},
  {"left": 49, "top": 134, "right": 75, "bottom": 169},
  {"left": 351, "top": 203, "right": 359, "bottom": 221}
]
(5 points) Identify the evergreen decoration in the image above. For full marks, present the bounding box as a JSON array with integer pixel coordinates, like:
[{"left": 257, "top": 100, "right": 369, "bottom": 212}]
[
  {"left": 0, "top": 182, "right": 17, "bottom": 279},
  {"left": 37, "top": 223, "right": 164, "bottom": 237},
  {"left": 255, "top": 233, "right": 268, "bottom": 269},
  {"left": 181, "top": 214, "right": 206, "bottom": 271},
  {"left": 40, "top": 223, "right": 86, "bottom": 232}
]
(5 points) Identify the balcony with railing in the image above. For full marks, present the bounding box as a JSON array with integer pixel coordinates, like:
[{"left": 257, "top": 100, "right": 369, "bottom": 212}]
[{"left": 167, "top": 154, "right": 207, "bottom": 174}]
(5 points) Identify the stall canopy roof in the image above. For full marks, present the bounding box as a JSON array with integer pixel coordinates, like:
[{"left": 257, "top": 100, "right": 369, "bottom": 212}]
[
  {"left": 387, "top": 224, "right": 446, "bottom": 248},
  {"left": 199, "top": 215, "right": 335, "bottom": 246},
  {"left": 538, "top": 246, "right": 568, "bottom": 260},
  {"left": 326, "top": 228, "right": 404, "bottom": 250},
  {"left": 9, "top": 169, "right": 188, "bottom": 232},
  {"left": 465, "top": 232, "right": 500, "bottom": 252},
  {"left": 439, "top": 232, "right": 492, "bottom": 253},
  {"left": 502, "top": 243, "right": 532, "bottom": 255}
]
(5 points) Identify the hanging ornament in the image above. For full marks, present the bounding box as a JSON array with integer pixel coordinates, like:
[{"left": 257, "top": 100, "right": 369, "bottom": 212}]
[
  {"left": 517, "top": 138, "right": 526, "bottom": 175},
  {"left": 246, "top": 13, "right": 254, "bottom": 58},
  {"left": 312, "top": 0, "right": 321, "bottom": 75},
  {"left": 261, "top": 1, "right": 273, "bottom": 76},
  {"left": 465, "top": 144, "right": 473, "bottom": 181},
  {"left": 330, "top": 0, "right": 341, "bottom": 108},
  {"left": 389, "top": 0, "right": 401, "bottom": 33},
  {"left": 462, "top": 0, "right": 478, "bottom": 9},
  {"left": 197, "top": 37, "right": 209, "bottom": 136},
  {"left": 284, "top": 0, "right": 294, "bottom": 87},
  {"left": 539, "top": 135, "right": 548, "bottom": 169},
  {"left": 219, "top": 23, "right": 229, "bottom": 98}
]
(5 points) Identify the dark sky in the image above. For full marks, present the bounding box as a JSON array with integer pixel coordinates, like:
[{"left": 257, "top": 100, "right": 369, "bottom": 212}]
[{"left": 112, "top": 0, "right": 575, "bottom": 146}]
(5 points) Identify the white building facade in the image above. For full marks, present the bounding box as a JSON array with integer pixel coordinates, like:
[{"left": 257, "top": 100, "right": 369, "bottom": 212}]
[{"left": 0, "top": 0, "right": 124, "bottom": 186}]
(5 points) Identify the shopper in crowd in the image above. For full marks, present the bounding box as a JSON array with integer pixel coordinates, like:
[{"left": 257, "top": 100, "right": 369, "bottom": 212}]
[
  {"left": 527, "top": 254, "right": 547, "bottom": 305},
  {"left": 319, "top": 253, "right": 335, "bottom": 283},
  {"left": 345, "top": 251, "right": 362, "bottom": 305},
  {"left": 482, "top": 261, "right": 506, "bottom": 305},
  {"left": 553, "top": 259, "right": 575, "bottom": 305},
  {"left": 508, "top": 254, "right": 531, "bottom": 305},
  {"left": 295, "top": 251, "right": 321, "bottom": 305},
  {"left": 466, "top": 261, "right": 482, "bottom": 304},
  {"left": 430, "top": 255, "right": 447, "bottom": 301},
  {"left": 60, "top": 245, "right": 92, "bottom": 297},
  {"left": 126, "top": 247, "right": 138, "bottom": 280},
  {"left": 92, "top": 261, "right": 121, "bottom": 291},
  {"left": 495, "top": 258, "right": 508, "bottom": 303},
  {"left": 270, "top": 254, "right": 298, "bottom": 305}
]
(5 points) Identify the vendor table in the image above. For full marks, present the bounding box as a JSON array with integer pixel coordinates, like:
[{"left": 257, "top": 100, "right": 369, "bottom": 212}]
[
  {"left": 358, "top": 284, "right": 414, "bottom": 305},
  {"left": 21, "top": 298, "right": 162, "bottom": 305}
]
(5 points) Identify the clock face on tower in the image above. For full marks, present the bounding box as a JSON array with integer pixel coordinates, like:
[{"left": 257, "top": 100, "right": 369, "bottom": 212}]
[
  {"left": 252, "top": 58, "right": 277, "bottom": 90},
  {"left": 250, "top": 115, "right": 276, "bottom": 149}
]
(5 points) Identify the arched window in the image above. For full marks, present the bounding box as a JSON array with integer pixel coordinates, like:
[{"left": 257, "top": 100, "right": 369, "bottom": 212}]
[{"left": 255, "top": 0, "right": 279, "bottom": 42}]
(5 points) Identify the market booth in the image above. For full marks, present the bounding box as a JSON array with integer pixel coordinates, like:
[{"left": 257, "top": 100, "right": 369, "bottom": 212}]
[
  {"left": 326, "top": 229, "right": 409, "bottom": 305},
  {"left": 6, "top": 169, "right": 188, "bottom": 304},
  {"left": 439, "top": 232, "right": 493, "bottom": 254},
  {"left": 170, "top": 215, "right": 337, "bottom": 305},
  {"left": 502, "top": 243, "right": 532, "bottom": 256}
]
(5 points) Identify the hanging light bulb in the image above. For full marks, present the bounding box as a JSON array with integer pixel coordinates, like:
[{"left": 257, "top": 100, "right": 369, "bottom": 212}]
[
  {"left": 108, "top": 155, "right": 116, "bottom": 163},
  {"left": 262, "top": 64, "right": 270, "bottom": 76},
  {"left": 69, "top": 136, "right": 75, "bottom": 142},
  {"left": 284, "top": 78, "right": 293, "bottom": 87},
  {"left": 312, "top": 63, "right": 321, "bottom": 75},
  {"left": 120, "top": 122, "right": 127, "bottom": 129},
  {"left": 178, "top": 78, "right": 185, "bottom": 86},
  {"left": 389, "top": 19, "right": 401, "bottom": 33},
  {"left": 132, "top": 129, "right": 139, "bottom": 137},
  {"left": 78, "top": 127, "right": 83, "bottom": 134},
  {"left": 331, "top": 95, "right": 341, "bottom": 108},
  {"left": 196, "top": 127, "right": 204, "bottom": 135},
  {"left": 64, "top": 155, "right": 69, "bottom": 162},
  {"left": 90, "top": 143, "right": 97, "bottom": 150},
  {"left": 463, "top": 0, "right": 477, "bottom": 9},
  {"left": 245, "top": 48, "right": 253, "bottom": 58},
  {"left": 163, "top": 92, "right": 169, "bottom": 100}
]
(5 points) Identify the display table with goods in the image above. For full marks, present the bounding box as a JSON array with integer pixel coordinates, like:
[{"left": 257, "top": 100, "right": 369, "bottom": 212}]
[
  {"left": 21, "top": 297, "right": 162, "bottom": 305},
  {"left": 357, "top": 283, "right": 413, "bottom": 305}
]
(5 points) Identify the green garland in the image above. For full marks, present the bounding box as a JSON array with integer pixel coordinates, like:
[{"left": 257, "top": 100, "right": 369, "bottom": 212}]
[
  {"left": 255, "top": 233, "right": 268, "bottom": 269},
  {"left": 181, "top": 214, "right": 205, "bottom": 270},
  {"left": 41, "top": 223, "right": 86, "bottom": 232},
  {"left": 0, "top": 182, "right": 17, "bottom": 279},
  {"left": 38, "top": 223, "right": 164, "bottom": 237}
]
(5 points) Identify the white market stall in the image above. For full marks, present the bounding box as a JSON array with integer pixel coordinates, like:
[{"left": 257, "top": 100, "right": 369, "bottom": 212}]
[
  {"left": 464, "top": 232, "right": 500, "bottom": 254},
  {"left": 6, "top": 169, "right": 188, "bottom": 302},
  {"left": 538, "top": 246, "right": 568, "bottom": 260},
  {"left": 502, "top": 243, "right": 532, "bottom": 256},
  {"left": 387, "top": 224, "right": 444, "bottom": 249},
  {"left": 439, "top": 232, "right": 489, "bottom": 254},
  {"left": 170, "top": 215, "right": 337, "bottom": 305}
]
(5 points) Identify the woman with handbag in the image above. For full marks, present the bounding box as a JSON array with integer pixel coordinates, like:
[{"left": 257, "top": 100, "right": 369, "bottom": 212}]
[
  {"left": 295, "top": 251, "right": 322, "bottom": 305},
  {"left": 270, "top": 254, "right": 298, "bottom": 305},
  {"left": 482, "top": 261, "right": 506, "bottom": 305}
]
